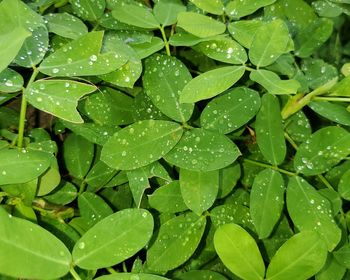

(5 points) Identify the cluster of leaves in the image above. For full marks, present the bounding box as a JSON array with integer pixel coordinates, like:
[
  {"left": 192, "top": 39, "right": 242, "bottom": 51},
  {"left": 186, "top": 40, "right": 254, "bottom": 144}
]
[{"left": 0, "top": 0, "right": 350, "bottom": 279}]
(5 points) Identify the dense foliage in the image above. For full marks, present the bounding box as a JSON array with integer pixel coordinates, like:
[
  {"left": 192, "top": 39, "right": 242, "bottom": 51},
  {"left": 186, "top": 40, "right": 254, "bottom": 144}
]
[{"left": 0, "top": 0, "right": 350, "bottom": 279}]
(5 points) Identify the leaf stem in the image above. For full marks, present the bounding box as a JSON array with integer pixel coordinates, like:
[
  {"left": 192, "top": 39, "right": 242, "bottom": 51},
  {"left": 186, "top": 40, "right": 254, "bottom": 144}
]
[
  {"left": 317, "top": 174, "right": 335, "bottom": 191},
  {"left": 78, "top": 180, "right": 87, "bottom": 195},
  {"left": 17, "top": 67, "right": 39, "bottom": 148},
  {"left": 243, "top": 158, "right": 296, "bottom": 176},
  {"left": 160, "top": 25, "right": 171, "bottom": 56},
  {"left": 312, "top": 96, "right": 350, "bottom": 102},
  {"left": 70, "top": 266, "right": 82, "bottom": 280},
  {"left": 107, "top": 267, "right": 117, "bottom": 274}
]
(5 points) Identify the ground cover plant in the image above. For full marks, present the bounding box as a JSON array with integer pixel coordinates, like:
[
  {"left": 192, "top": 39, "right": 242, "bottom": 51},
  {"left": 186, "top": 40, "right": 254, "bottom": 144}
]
[{"left": 0, "top": 0, "right": 350, "bottom": 279}]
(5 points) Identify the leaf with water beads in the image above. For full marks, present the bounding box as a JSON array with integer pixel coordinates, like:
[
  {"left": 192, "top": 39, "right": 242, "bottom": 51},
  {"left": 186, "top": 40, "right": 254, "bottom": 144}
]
[
  {"left": 73, "top": 208, "right": 154, "bottom": 269},
  {"left": 143, "top": 53, "right": 194, "bottom": 122},
  {"left": 146, "top": 212, "right": 206, "bottom": 271},
  {"left": 25, "top": 80, "right": 97, "bottom": 123},
  {"left": 250, "top": 169, "right": 285, "bottom": 239},
  {"left": 101, "top": 120, "right": 183, "bottom": 170},
  {"left": 225, "top": 0, "right": 276, "bottom": 19},
  {"left": 338, "top": 170, "right": 350, "bottom": 201},
  {"left": 190, "top": 0, "right": 224, "bottom": 15},
  {"left": 39, "top": 31, "right": 128, "bottom": 77},
  {"left": 200, "top": 87, "right": 261, "bottom": 134},
  {"left": 179, "top": 168, "right": 219, "bottom": 216},
  {"left": 266, "top": 231, "right": 328, "bottom": 280},
  {"left": 0, "top": 208, "right": 72, "bottom": 279},
  {"left": 179, "top": 66, "right": 245, "bottom": 103},
  {"left": 294, "top": 126, "right": 350, "bottom": 175},
  {"left": 0, "top": 149, "right": 51, "bottom": 185},
  {"left": 164, "top": 128, "right": 241, "bottom": 172},
  {"left": 193, "top": 38, "right": 247, "bottom": 65},
  {"left": 287, "top": 176, "right": 341, "bottom": 251},
  {"left": 95, "top": 273, "right": 170, "bottom": 280},
  {"left": 0, "top": 68, "right": 24, "bottom": 93},
  {"left": 70, "top": 0, "right": 105, "bottom": 22},
  {"left": 153, "top": 0, "right": 186, "bottom": 26}
]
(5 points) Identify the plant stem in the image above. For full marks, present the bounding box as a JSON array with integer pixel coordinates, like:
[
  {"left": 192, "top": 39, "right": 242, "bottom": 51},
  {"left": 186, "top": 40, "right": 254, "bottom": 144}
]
[
  {"left": 160, "top": 25, "right": 171, "bottom": 56},
  {"left": 317, "top": 174, "right": 335, "bottom": 191},
  {"left": 284, "top": 132, "right": 298, "bottom": 150},
  {"left": 312, "top": 96, "right": 350, "bottom": 102},
  {"left": 17, "top": 67, "right": 39, "bottom": 148},
  {"left": 243, "top": 158, "right": 297, "bottom": 176},
  {"left": 106, "top": 267, "right": 117, "bottom": 274},
  {"left": 78, "top": 180, "right": 87, "bottom": 195},
  {"left": 70, "top": 267, "right": 82, "bottom": 280}
]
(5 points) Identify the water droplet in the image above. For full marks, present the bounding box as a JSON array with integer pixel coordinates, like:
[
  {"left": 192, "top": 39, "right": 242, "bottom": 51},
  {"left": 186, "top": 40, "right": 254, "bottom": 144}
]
[{"left": 78, "top": 242, "right": 85, "bottom": 249}]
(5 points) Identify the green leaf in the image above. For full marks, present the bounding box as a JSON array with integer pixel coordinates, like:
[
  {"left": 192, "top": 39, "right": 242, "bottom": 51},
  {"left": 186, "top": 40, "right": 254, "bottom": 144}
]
[
  {"left": 99, "top": 33, "right": 142, "bottom": 88},
  {"left": 153, "top": 0, "right": 186, "bottom": 26},
  {"left": 177, "top": 12, "right": 226, "bottom": 38},
  {"left": 190, "top": 0, "right": 224, "bottom": 15},
  {"left": 13, "top": 26, "right": 49, "bottom": 68},
  {"left": 148, "top": 181, "right": 188, "bottom": 213},
  {"left": 287, "top": 176, "right": 341, "bottom": 251},
  {"left": 73, "top": 209, "right": 153, "bottom": 269},
  {"left": 45, "top": 181, "right": 77, "bottom": 205},
  {"left": 95, "top": 273, "right": 170, "bottom": 280},
  {"left": 250, "top": 169, "right": 285, "bottom": 239},
  {"left": 316, "top": 254, "right": 346, "bottom": 280},
  {"left": 146, "top": 212, "right": 206, "bottom": 271},
  {"left": 85, "top": 161, "right": 118, "bottom": 191},
  {"left": 82, "top": 87, "right": 134, "bottom": 126},
  {"left": 266, "top": 231, "right": 328, "bottom": 280},
  {"left": 249, "top": 19, "right": 291, "bottom": 67},
  {"left": 0, "top": 0, "right": 44, "bottom": 72},
  {"left": 337, "top": 169, "right": 350, "bottom": 200},
  {"left": 250, "top": 69, "right": 300, "bottom": 95},
  {"left": 179, "top": 66, "right": 245, "bottom": 103},
  {"left": 284, "top": 111, "right": 312, "bottom": 143},
  {"left": 179, "top": 169, "right": 219, "bottom": 215},
  {"left": 44, "top": 12, "right": 88, "bottom": 39},
  {"left": 294, "top": 126, "right": 350, "bottom": 175},
  {"left": 78, "top": 192, "right": 113, "bottom": 227},
  {"left": 131, "top": 37, "right": 165, "bottom": 59},
  {"left": 112, "top": 3, "right": 160, "bottom": 29},
  {"left": 294, "top": 18, "right": 333, "bottom": 57},
  {"left": 164, "top": 128, "right": 241, "bottom": 171},
  {"left": 25, "top": 80, "right": 97, "bottom": 123},
  {"left": 309, "top": 101, "right": 350, "bottom": 126},
  {"left": 143, "top": 54, "right": 194, "bottom": 122},
  {"left": 175, "top": 270, "right": 227, "bottom": 280},
  {"left": 0, "top": 208, "right": 71, "bottom": 279},
  {"left": 101, "top": 120, "right": 183, "bottom": 170},
  {"left": 217, "top": 163, "right": 241, "bottom": 199},
  {"left": 0, "top": 149, "right": 50, "bottom": 185},
  {"left": 226, "top": 0, "right": 276, "bottom": 18},
  {"left": 200, "top": 87, "right": 261, "bottom": 134},
  {"left": 255, "top": 94, "right": 286, "bottom": 165},
  {"left": 214, "top": 223, "right": 265, "bottom": 280},
  {"left": 63, "top": 133, "right": 94, "bottom": 179},
  {"left": 328, "top": 76, "right": 350, "bottom": 97},
  {"left": 193, "top": 38, "right": 247, "bottom": 64},
  {"left": 0, "top": 68, "right": 24, "bottom": 93},
  {"left": 39, "top": 31, "right": 127, "bottom": 77},
  {"left": 69, "top": 0, "right": 105, "bottom": 21},
  {"left": 228, "top": 20, "right": 265, "bottom": 49},
  {"left": 333, "top": 244, "right": 350, "bottom": 269}
]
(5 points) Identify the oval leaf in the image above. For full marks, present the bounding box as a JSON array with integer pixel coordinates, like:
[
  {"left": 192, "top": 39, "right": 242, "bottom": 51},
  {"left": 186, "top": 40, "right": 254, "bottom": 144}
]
[
  {"left": 179, "top": 168, "right": 219, "bottom": 215},
  {"left": 255, "top": 94, "right": 286, "bottom": 165},
  {"left": 101, "top": 120, "right": 183, "bottom": 170},
  {"left": 250, "top": 169, "right": 285, "bottom": 239},
  {"left": 200, "top": 87, "right": 261, "bottom": 134},
  {"left": 266, "top": 231, "right": 328, "bottom": 280},
  {"left": 287, "top": 176, "right": 341, "bottom": 251},
  {"left": 164, "top": 128, "right": 241, "bottom": 171},
  {"left": 294, "top": 126, "right": 350, "bottom": 175},
  {"left": 146, "top": 212, "right": 206, "bottom": 271},
  {"left": 180, "top": 66, "right": 245, "bottom": 103},
  {"left": 214, "top": 223, "right": 265, "bottom": 280},
  {"left": 143, "top": 53, "right": 194, "bottom": 122},
  {"left": 0, "top": 208, "right": 71, "bottom": 279},
  {"left": 73, "top": 208, "right": 154, "bottom": 269}
]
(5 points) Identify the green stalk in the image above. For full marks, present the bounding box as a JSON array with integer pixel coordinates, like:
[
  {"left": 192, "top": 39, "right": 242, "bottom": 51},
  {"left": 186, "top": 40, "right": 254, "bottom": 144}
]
[
  {"left": 70, "top": 266, "right": 82, "bottom": 280},
  {"left": 312, "top": 96, "right": 350, "bottom": 102},
  {"left": 17, "top": 67, "right": 39, "bottom": 148},
  {"left": 243, "top": 158, "right": 297, "bottom": 176},
  {"left": 160, "top": 25, "right": 171, "bottom": 56}
]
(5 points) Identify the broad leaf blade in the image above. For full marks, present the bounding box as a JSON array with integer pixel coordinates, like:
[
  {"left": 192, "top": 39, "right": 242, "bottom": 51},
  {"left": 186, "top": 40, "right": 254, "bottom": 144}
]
[
  {"left": 214, "top": 223, "right": 265, "bottom": 280},
  {"left": 180, "top": 66, "right": 245, "bottom": 103},
  {"left": 266, "top": 231, "right": 328, "bottom": 280},
  {"left": 73, "top": 209, "right": 154, "bottom": 269},
  {"left": 101, "top": 120, "right": 183, "bottom": 170}
]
